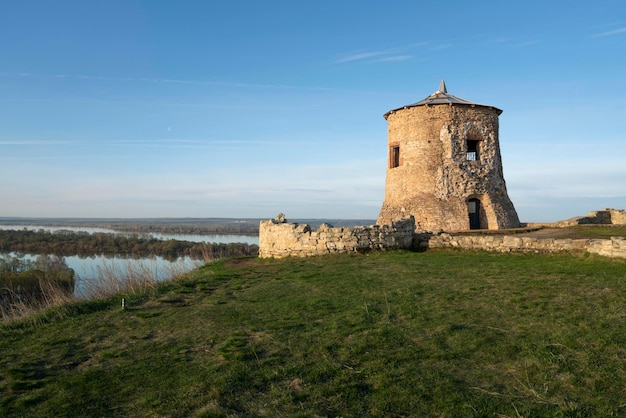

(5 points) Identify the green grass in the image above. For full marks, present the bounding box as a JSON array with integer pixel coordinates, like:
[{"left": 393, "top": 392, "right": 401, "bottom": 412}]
[
  {"left": 1, "top": 250, "right": 626, "bottom": 416},
  {"left": 572, "top": 225, "right": 626, "bottom": 238}
]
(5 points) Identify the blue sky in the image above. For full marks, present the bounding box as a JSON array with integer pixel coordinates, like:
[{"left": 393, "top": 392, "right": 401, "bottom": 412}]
[{"left": 1, "top": 1, "right": 625, "bottom": 222}]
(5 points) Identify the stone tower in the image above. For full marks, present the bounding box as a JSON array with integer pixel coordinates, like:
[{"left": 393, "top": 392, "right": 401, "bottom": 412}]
[{"left": 377, "top": 81, "right": 520, "bottom": 231}]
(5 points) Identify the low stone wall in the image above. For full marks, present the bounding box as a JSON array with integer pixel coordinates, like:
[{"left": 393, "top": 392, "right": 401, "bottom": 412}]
[
  {"left": 414, "top": 233, "right": 590, "bottom": 253},
  {"left": 414, "top": 233, "right": 626, "bottom": 258},
  {"left": 587, "top": 237, "right": 626, "bottom": 258},
  {"left": 259, "top": 214, "right": 626, "bottom": 259},
  {"left": 259, "top": 216, "right": 415, "bottom": 258}
]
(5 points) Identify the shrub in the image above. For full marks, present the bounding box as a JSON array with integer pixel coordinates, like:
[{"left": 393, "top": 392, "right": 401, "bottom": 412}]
[{"left": 0, "top": 255, "right": 75, "bottom": 320}]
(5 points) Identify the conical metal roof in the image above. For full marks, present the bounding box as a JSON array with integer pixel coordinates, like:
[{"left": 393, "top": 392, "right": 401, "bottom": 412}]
[{"left": 384, "top": 80, "right": 502, "bottom": 119}]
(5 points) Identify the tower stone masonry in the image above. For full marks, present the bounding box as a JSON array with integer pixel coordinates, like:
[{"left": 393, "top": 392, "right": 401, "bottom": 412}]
[{"left": 377, "top": 81, "right": 520, "bottom": 232}]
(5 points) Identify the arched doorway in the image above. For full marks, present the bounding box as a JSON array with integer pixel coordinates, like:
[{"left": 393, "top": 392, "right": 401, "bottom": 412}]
[{"left": 467, "top": 198, "right": 481, "bottom": 230}]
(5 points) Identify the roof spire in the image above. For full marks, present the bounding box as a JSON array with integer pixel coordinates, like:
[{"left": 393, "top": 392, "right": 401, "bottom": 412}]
[
  {"left": 438, "top": 79, "right": 447, "bottom": 94},
  {"left": 383, "top": 79, "right": 503, "bottom": 118}
]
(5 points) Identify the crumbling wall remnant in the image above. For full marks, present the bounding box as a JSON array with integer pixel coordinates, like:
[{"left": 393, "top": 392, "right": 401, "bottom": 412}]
[
  {"left": 259, "top": 215, "right": 415, "bottom": 258},
  {"left": 554, "top": 209, "right": 626, "bottom": 227}
]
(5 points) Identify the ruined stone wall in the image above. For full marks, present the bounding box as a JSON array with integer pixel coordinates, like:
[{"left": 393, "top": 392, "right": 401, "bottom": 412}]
[
  {"left": 259, "top": 214, "right": 626, "bottom": 259},
  {"left": 557, "top": 209, "right": 626, "bottom": 226},
  {"left": 259, "top": 217, "right": 415, "bottom": 258},
  {"left": 592, "top": 209, "right": 626, "bottom": 225},
  {"left": 414, "top": 233, "right": 626, "bottom": 258},
  {"left": 586, "top": 237, "right": 626, "bottom": 258},
  {"left": 377, "top": 104, "right": 519, "bottom": 232},
  {"left": 414, "top": 233, "right": 590, "bottom": 253},
  {"left": 611, "top": 209, "right": 626, "bottom": 224}
]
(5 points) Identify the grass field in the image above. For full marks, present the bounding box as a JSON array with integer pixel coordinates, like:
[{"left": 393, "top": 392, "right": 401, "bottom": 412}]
[
  {"left": 1, "top": 249, "right": 626, "bottom": 417},
  {"left": 572, "top": 225, "right": 626, "bottom": 238}
]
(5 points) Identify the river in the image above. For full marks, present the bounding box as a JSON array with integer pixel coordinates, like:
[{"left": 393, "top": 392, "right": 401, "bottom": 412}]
[{"left": 0, "top": 224, "right": 259, "bottom": 297}]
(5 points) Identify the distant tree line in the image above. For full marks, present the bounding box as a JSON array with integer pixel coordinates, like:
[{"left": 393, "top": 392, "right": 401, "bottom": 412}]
[
  {"left": 0, "top": 229, "right": 259, "bottom": 261},
  {"left": 0, "top": 218, "right": 261, "bottom": 235},
  {"left": 102, "top": 223, "right": 260, "bottom": 236}
]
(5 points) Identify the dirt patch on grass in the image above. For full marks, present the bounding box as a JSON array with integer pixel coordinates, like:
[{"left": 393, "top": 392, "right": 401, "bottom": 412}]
[
  {"left": 509, "top": 228, "right": 590, "bottom": 239},
  {"left": 458, "top": 227, "right": 613, "bottom": 240},
  {"left": 221, "top": 257, "right": 258, "bottom": 269}
]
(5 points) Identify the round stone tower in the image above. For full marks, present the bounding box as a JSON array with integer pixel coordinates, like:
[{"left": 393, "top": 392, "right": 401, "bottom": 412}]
[{"left": 377, "top": 81, "right": 520, "bottom": 231}]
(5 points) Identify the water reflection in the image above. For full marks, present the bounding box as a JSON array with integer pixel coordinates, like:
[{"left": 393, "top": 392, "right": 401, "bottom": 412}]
[
  {"left": 66, "top": 255, "right": 203, "bottom": 298},
  {"left": 1, "top": 224, "right": 258, "bottom": 298},
  {"left": 147, "top": 232, "right": 259, "bottom": 245},
  {"left": 4, "top": 252, "right": 203, "bottom": 298}
]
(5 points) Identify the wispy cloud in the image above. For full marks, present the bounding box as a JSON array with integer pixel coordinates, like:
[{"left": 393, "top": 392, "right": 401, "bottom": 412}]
[
  {"left": 0, "top": 96, "right": 326, "bottom": 111},
  {"left": 334, "top": 40, "right": 457, "bottom": 64},
  {"left": 0, "top": 140, "right": 72, "bottom": 145},
  {"left": 334, "top": 48, "right": 413, "bottom": 64},
  {"left": 373, "top": 55, "right": 413, "bottom": 63},
  {"left": 0, "top": 138, "right": 308, "bottom": 152},
  {"left": 334, "top": 41, "right": 427, "bottom": 64},
  {"left": 0, "top": 155, "right": 97, "bottom": 161},
  {"left": 107, "top": 138, "right": 206, "bottom": 144},
  {"left": 592, "top": 27, "right": 626, "bottom": 38},
  {"left": 105, "top": 138, "right": 307, "bottom": 148},
  {"left": 1, "top": 72, "right": 334, "bottom": 92},
  {"left": 0, "top": 138, "right": 191, "bottom": 147},
  {"left": 488, "top": 37, "right": 539, "bottom": 47},
  {"left": 334, "top": 51, "right": 390, "bottom": 63}
]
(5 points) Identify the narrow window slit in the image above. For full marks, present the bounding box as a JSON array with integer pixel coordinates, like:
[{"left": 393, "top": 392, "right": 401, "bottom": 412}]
[
  {"left": 390, "top": 146, "right": 400, "bottom": 168},
  {"left": 466, "top": 140, "right": 478, "bottom": 161}
]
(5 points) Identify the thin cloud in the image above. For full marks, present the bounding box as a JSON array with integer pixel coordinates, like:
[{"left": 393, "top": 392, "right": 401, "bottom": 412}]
[
  {"left": 334, "top": 41, "right": 432, "bottom": 64},
  {"left": 374, "top": 55, "right": 413, "bottom": 63},
  {"left": 593, "top": 27, "right": 626, "bottom": 37},
  {"left": 334, "top": 41, "right": 454, "bottom": 64},
  {"left": 335, "top": 50, "right": 413, "bottom": 64},
  {"left": 284, "top": 188, "right": 334, "bottom": 193},
  {"left": 107, "top": 138, "right": 204, "bottom": 144},
  {"left": 0, "top": 138, "right": 310, "bottom": 150},
  {"left": 488, "top": 37, "right": 538, "bottom": 47},
  {"left": 112, "top": 138, "right": 306, "bottom": 145},
  {"left": 0, "top": 96, "right": 324, "bottom": 111},
  {"left": 334, "top": 51, "right": 389, "bottom": 63},
  {"left": 0, "top": 155, "right": 104, "bottom": 161},
  {"left": 5, "top": 72, "right": 334, "bottom": 92},
  {"left": 2, "top": 72, "right": 399, "bottom": 98},
  {"left": 0, "top": 140, "right": 72, "bottom": 145},
  {"left": 105, "top": 139, "right": 308, "bottom": 149}
]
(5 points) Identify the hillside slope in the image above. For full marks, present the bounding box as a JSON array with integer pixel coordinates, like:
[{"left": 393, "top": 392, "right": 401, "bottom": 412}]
[{"left": 1, "top": 250, "right": 626, "bottom": 417}]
